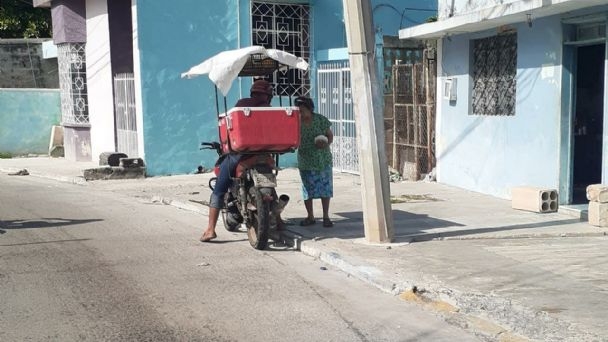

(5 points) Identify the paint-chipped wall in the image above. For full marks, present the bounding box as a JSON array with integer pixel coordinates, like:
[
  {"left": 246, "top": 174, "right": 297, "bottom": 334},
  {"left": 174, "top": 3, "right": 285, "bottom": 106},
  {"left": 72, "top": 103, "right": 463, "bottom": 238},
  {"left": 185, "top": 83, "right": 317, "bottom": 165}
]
[
  {"left": 0, "top": 89, "right": 61, "bottom": 155},
  {"left": 0, "top": 40, "right": 59, "bottom": 89}
]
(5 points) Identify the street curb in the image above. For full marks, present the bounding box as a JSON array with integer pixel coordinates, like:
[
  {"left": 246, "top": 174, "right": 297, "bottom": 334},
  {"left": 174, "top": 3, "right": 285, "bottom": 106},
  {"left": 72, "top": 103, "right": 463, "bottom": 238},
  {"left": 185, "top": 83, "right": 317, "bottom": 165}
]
[
  {"left": 278, "top": 230, "right": 600, "bottom": 342},
  {"left": 0, "top": 167, "right": 87, "bottom": 185},
  {"left": 284, "top": 231, "right": 407, "bottom": 295}
]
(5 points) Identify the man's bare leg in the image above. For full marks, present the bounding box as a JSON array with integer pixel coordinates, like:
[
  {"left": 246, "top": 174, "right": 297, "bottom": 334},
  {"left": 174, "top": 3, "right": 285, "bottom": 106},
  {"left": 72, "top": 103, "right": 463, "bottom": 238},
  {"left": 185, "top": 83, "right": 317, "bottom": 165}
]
[{"left": 200, "top": 207, "right": 220, "bottom": 242}]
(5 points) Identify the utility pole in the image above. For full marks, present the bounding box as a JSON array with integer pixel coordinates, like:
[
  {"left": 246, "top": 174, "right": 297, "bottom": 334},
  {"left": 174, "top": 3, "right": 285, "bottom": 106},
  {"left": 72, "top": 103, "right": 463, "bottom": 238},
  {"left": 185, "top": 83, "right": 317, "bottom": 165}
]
[{"left": 342, "top": 0, "right": 393, "bottom": 243}]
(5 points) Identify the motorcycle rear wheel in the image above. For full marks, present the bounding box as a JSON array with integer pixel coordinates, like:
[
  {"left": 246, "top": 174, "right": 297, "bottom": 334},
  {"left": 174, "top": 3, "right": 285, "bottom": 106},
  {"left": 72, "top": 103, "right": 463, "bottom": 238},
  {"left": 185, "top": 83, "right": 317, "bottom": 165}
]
[
  {"left": 222, "top": 193, "right": 241, "bottom": 232},
  {"left": 222, "top": 210, "right": 241, "bottom": 232},
  {"left": 247, "top": 189, "right": 270, "bottom": 250}
]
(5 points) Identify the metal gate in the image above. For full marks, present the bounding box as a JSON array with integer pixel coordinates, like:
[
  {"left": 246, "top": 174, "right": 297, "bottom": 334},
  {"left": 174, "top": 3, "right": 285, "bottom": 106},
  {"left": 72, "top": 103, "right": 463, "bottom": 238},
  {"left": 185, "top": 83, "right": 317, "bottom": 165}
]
[
  {"left": 113, "top": 73, "right": 138, "bottom": 158},
  {"left": 390, "top": 48, "right": 436, "bottom": 180},
  {"left": 317, "top": 62, "right": 359, "bottom": 174}
]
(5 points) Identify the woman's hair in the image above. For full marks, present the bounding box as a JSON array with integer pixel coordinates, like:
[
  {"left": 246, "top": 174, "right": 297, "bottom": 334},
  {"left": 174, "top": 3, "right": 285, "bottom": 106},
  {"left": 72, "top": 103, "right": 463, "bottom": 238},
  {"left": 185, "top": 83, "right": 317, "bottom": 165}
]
[{"left": 294, "top": 96, "right": 314, "bottom": 111}]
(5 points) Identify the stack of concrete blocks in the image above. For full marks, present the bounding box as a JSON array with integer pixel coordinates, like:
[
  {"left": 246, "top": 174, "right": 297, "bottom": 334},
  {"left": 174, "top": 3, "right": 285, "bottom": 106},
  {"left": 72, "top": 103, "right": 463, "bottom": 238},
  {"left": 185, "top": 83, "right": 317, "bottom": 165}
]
[
  {"left": 511, "top": 186, "right": 559, "bottom": 213},
  {"left": 83, "top": 152, "right": 146, "bottom": 181},
  {"left": 586, "top": 184, "right": 608, "bottom": 227}
]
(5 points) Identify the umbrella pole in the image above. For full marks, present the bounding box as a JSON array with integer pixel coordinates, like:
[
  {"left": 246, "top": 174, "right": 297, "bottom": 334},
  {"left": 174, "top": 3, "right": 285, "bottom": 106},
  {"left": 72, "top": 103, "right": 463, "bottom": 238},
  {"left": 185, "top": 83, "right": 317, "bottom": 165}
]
[{"left": 214, "top": 86, "right": 220, "bottom": 117}]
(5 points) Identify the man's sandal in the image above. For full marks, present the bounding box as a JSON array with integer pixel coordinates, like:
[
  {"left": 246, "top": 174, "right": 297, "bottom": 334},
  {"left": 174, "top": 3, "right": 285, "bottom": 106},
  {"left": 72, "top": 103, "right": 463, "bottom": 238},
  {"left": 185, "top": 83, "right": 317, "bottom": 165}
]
[{"left": 199, "top": 232, "right": 217, "bottom": 242}]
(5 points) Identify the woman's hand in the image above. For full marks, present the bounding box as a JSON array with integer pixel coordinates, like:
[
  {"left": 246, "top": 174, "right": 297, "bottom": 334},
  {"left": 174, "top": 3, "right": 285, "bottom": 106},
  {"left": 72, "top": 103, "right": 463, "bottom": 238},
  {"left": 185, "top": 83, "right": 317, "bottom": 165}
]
[
  {"left": 315, "top": 140, "right": 329, "bottom": 149},
  {"left": 314, "top": 135, "right": 329, "bottom": 149}
]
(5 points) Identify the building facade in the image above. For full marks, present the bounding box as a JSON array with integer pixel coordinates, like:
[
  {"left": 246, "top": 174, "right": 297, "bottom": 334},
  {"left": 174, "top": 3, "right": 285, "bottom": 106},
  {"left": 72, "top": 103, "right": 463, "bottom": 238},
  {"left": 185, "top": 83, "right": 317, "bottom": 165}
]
[
  {"left": 400, "top": 0, "right": 608, "bottom": 205},
  {"left": 35, "top": 0, "right": 436, "bottom": 175}
]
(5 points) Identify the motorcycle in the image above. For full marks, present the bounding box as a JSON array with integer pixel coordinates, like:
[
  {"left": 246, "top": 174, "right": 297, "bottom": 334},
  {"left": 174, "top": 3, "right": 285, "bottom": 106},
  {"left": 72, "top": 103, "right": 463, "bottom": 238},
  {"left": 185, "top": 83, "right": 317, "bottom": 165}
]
[
  {"left": 200, "top": 141, "right": 290, "bottom": 250},
  {"left": 182, "top": 46, "right": 309, "bottom": 250}
]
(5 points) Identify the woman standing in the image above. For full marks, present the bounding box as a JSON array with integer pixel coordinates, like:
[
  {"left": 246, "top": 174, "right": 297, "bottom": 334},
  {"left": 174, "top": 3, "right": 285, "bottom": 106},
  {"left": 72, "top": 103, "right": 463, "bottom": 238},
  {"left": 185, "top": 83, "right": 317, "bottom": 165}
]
[{"left": 295, "top": 96, "right": 334, "bottom": 227}]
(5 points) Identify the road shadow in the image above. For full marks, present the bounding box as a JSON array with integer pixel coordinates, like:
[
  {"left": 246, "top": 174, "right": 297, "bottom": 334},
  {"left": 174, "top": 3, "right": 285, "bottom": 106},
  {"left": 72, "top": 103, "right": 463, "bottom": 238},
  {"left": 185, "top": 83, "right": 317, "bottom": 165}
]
[
  {"left": 289, "top": 209, "right": 584, "bottom": 243},
  {"left": 198, "top": 238, "right": 248, "bottom": 245},
  {"left": 402, "top": 218, "right": 584, "bottom": 242},
  {"left": 291, "top": 210, "right": 462, "bottom": 241},
  {"left": 0, "top": 238, "right": 92, "bottom": 247},
  {"left": 0, "top": 218, "right": 103, "bottom": 231}
]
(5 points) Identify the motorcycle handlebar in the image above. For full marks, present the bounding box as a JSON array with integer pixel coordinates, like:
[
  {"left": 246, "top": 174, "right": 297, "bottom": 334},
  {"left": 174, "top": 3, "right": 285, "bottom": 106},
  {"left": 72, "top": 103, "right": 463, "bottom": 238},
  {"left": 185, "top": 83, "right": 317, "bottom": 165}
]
[{"left": 200, "top": 141, "right": 220, "bottom": 150}]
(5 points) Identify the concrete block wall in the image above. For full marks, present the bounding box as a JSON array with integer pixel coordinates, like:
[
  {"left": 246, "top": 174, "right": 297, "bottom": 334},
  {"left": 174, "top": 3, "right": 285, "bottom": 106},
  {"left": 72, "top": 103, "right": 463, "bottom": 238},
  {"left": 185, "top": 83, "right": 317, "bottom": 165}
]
[{"left": 0, "top": 39, "right": 59, "bottom": 89}]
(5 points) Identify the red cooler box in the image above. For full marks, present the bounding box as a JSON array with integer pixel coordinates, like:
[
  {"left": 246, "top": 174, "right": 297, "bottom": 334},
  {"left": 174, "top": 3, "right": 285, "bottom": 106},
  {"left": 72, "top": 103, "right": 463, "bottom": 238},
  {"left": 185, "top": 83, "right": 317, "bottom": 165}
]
[{"left": 218, "top": 106, "right": 300, "bottom": 153}]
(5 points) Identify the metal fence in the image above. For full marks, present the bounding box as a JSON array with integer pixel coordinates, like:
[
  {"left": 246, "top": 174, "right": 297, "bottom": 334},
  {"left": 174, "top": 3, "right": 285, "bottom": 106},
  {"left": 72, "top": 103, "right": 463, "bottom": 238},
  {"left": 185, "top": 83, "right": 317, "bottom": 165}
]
[
  {"left": 391, "top": 55, "right": 436, "bottom": 180},
  {"left": 317, "top": 62, "right": 359, "bottom": 174},
  {"left": 113, "top": 73, "right": 138, "bottom": 158}
]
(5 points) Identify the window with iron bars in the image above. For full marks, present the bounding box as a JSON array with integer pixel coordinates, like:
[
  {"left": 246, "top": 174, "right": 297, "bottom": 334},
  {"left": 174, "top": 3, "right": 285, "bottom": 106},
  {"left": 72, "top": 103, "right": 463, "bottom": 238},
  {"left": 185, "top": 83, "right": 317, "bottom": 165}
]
[
  {"left": 251, "top": 1, "right": 311, "bottom": 96},
  {"left": 57, "top": 43, "right": 89, "bottom": 125},
  {"left": 471, "top": 32, "right": 517, "bottom": 116}
]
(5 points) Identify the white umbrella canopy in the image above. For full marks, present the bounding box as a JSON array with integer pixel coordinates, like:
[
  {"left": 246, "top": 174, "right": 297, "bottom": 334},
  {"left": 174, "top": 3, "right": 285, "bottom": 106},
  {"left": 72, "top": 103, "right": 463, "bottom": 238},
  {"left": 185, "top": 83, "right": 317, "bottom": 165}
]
[{"left": 181, "top": 46, "right": 309, "bottom": 96}]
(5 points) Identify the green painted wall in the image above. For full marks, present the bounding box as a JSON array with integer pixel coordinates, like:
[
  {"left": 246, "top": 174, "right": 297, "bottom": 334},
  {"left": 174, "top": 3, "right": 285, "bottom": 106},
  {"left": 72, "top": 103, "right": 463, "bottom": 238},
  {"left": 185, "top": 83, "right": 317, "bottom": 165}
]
[{"left": 0, "top": 89, "right": 61, "bottom": 156}]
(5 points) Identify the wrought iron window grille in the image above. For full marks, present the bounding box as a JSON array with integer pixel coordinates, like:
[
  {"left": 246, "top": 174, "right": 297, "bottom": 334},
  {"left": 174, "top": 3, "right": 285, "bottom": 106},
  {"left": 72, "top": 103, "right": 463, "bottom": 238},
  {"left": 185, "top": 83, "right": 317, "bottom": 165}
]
[
  {"left": 57, "top": 43, "right": 89, "bottom": 125},
  {"left": 471, "top": 32, "right": 517, "bottom": 116},
  {"left": 251, "top": 1, "right": 311, "bottom": 97}
]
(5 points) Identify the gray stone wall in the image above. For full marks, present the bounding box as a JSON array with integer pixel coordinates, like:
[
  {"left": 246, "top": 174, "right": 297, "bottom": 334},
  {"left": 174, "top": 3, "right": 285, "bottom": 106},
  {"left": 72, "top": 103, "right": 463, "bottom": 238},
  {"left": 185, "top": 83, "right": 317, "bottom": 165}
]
[{"left": 0, "top": 39, "right": 59, "bottom": 89}]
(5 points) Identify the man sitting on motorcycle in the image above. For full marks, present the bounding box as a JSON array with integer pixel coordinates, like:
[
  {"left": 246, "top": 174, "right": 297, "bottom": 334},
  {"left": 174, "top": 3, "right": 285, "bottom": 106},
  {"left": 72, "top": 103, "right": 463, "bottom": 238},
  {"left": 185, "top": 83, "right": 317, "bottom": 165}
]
[{"left": 200, "top": 79, "right": 275, "bottom": 242}]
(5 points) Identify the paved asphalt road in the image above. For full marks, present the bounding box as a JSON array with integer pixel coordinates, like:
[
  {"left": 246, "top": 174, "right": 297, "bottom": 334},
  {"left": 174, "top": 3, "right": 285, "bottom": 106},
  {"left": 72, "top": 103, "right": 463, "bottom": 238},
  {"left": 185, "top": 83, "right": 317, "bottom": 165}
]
[{"left": 0, "top": 175, "right": 480, "bottom": 342}]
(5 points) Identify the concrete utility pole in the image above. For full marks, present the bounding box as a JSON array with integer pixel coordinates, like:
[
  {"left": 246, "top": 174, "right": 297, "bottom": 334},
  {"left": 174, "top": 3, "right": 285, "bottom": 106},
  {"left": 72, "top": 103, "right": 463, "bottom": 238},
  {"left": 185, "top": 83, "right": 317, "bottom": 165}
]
[{"left": 342, "top": 0, "right": 393, "bottom": 243}]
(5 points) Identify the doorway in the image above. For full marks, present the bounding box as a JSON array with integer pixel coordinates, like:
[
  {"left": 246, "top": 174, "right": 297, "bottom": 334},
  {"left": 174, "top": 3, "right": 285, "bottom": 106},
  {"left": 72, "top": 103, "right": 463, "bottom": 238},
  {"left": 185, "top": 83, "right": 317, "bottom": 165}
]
[{"left": 572, "top": 44, "right": 605, "bottom": 203}]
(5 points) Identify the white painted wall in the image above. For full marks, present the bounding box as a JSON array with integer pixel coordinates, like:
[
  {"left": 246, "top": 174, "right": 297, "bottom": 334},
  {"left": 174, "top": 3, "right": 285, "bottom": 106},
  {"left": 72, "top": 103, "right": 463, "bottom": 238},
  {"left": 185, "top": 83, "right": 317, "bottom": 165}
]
[
  {"left": 438, "top": 0, "right": 523, "bottom": 19},
  {"left": 86, "top": 0, "right": 116, "bottom": 161},
  {"left": 436, "top": 16, "right": 564, "bottom": 199},
  {"left": 131, "top": 0, "right": 145, "bottom": 160},
  {"left": 438, "top": 0, "right": 607, "bottom": 20}
]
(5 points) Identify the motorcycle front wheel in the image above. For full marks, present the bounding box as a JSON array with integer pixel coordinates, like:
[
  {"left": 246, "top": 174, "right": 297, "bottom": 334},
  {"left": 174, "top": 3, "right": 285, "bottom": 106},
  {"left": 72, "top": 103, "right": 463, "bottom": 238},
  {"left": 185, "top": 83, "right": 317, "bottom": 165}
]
[{"left": 247, "top": 189, "right": 270, "bottom": 250}]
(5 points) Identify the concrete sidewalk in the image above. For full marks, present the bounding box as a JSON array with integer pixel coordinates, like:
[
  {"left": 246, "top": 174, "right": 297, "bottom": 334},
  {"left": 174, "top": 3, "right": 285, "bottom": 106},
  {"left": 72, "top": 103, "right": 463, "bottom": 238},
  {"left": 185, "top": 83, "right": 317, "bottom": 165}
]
[{"left": 1, "top": 157, "right": 607, "bottom": 341}]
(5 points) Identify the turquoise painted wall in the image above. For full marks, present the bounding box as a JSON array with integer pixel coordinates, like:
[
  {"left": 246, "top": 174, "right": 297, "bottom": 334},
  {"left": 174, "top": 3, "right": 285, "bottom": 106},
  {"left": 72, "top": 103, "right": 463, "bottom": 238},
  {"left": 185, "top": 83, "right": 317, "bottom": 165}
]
[
  {"left": 312, "top": 0, "right": 436, "bottom": 53},
  {"left": 437, "top": 16, "right": 564, "bottom": 199},
  {"left": 0, "top": 89, "right": 60, "bottom": 155},
  {"left": 137, "top": 1, "right": 241, "bottom": 175},
  {"left": 137, "top": 0, "right": 436, "bottom": 176}
]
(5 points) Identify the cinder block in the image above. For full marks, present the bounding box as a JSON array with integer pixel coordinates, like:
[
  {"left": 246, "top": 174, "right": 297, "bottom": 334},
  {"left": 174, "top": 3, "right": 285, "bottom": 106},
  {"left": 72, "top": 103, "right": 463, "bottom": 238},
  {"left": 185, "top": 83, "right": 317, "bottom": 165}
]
[
  {"left": 83, "top": 166, "right": 146, "bottom": 181},
  {"left": 511, "top": 186, "right": 558, "bottom": 213},
  {"left": 99, "top": 152, "right": 127, "bottom": 166},
  {"left": 119, "top": 157, "right": 145, "bottom": 168},
  {"left": 586, "top": 184, "right": 608, "bottom": 203},
  {"left": 588, "top": 201, "right": 608, "bottom": 227}
]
